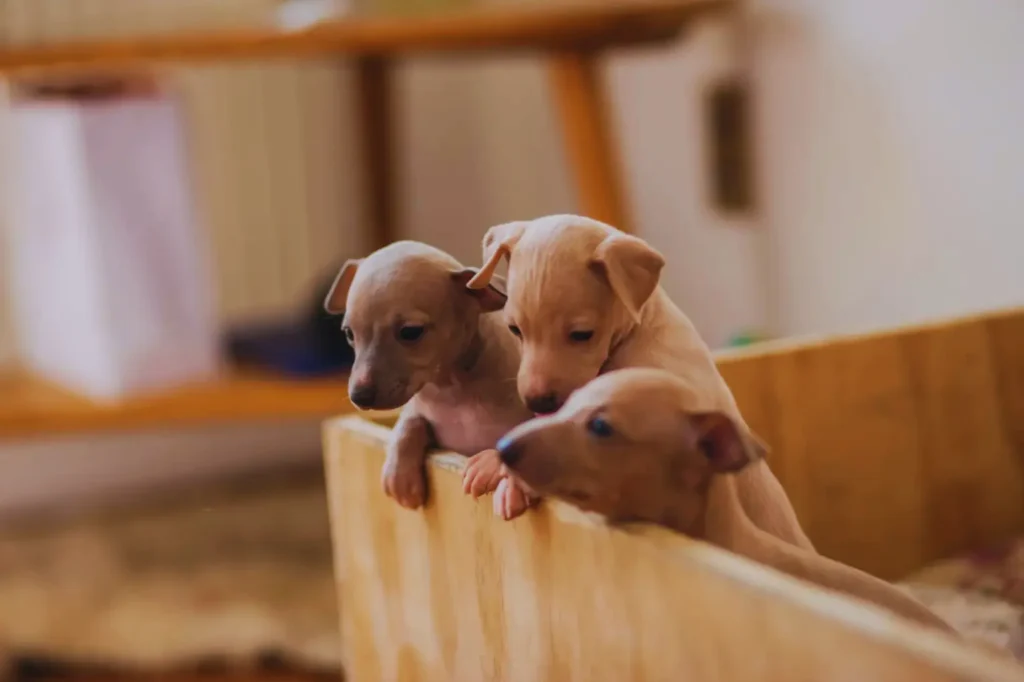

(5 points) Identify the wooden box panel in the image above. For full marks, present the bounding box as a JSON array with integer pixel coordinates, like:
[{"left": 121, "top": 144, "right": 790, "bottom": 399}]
[
  {"left": 718, "top": 307, "right": 1024, "bottom": 579},
  {"left": 324, "top": 417, "right": 1022, "bottom": 682}
]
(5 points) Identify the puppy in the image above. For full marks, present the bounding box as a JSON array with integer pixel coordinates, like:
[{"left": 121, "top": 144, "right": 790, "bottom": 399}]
[
  {"left": 324, "top": 241, "right": 534, "bottom": 518},
  {"left": 467, "top": 214, "right": 812, "bottom": 548},
  {"left": 497, "top": 368, "right": 953, "bottom": 632}
]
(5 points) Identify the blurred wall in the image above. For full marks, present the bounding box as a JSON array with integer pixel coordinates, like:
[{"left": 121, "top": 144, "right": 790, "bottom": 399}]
[{"left": 755, "top": 0, "right": 1024, "bottom": 337}]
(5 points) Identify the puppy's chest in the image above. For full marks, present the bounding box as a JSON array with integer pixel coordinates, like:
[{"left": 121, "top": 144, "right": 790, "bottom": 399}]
[{"left": 417, "top": 389, "right": 523, "bottom": 456}]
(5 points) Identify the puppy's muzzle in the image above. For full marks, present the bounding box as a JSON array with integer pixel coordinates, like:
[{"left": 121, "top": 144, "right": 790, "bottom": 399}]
[
  {"left": 525, "top": 392, "right": 560, "bottom": 415},
  {"left": 349, "top": 381, "right": 377, "bottom": 409}
]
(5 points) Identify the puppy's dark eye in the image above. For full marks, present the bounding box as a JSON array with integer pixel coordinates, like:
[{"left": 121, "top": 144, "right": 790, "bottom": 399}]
[
  {"left": 397, "top": 325, "right": 425, "bottom": 343},
  {"left": 342, "top": 327, "right": 354, "bottom": 345},
  {"left": 508, "top": 324, "right": 522, "bottom": 338},
  {"left": 586, "top": 416, "right": 613, "bottom": 438},
  {"left": 569, "top": 330, "right": 594, "bottom": 343}
]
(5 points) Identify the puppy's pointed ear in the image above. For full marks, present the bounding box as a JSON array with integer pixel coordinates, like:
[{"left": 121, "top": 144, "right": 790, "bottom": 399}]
[
  {"left": 590, "top": 234, "right": 665, "bottom": 323},
  {"left": 684, "top": 411, "right": 767, "bottom": 473},
  {"left": 467, "top": 221, "right": 527, "bottom": 290},
  {"left": 323, "top": 259, "right": 361, "bottom": 315},
  {"left": 451, "top": 268, "right": 507, "bottom": 312}
]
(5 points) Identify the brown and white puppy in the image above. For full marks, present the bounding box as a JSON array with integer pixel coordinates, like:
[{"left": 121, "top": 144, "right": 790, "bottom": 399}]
[
  {"left": 325, "top": 241, "right": 534, "bottom": 518},
  {"left": 467, "top": 214, "right": 812, "bottom": 549},
  {"left": 497, "top": 368, "right": 953, "bottom": 633}
]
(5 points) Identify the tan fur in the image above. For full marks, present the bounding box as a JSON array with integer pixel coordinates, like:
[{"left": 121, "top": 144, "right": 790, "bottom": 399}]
[
  {"left": 497, "top": 369, "right": 953, "bottom": 632},
  {"left": 468, "top": 214, "right": 813, "bottom": 548},
  {"left": 324, "top": 241, "right": 534, "bottom": 518}
]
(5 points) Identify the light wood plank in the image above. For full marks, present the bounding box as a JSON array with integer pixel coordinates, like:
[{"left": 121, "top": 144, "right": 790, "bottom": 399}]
[
  {"left": 325, "top": 416, "right": 1024, "bottom": 682},
  {"left": 0, "top": 368, "right": 353, "bottom": 439},
  {"left": 902, "top": 319, "right": 1024, "bottom": 566},
  {"left": 717, "top": 306, "right": 1024, "bottom": 579}
]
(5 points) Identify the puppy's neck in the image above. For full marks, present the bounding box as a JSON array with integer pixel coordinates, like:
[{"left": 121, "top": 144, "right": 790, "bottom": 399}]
[
  {"left": 433, "top": 314, "right": 498, "bottom": 387},
  {"left": 667, "top": 475, "right": 753, "bottom": 552},
  {"left": 606, "top": 287, "right": 669, "bottom": 360},
  {"left": 455, "top": 327, "right": 485, "bottom": 375}
]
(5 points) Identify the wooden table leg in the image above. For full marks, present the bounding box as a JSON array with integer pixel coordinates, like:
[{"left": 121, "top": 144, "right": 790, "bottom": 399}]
[
  {"left": 355, "top": 55, "right": 396, "bottom": 249},
  {"left": 548, "top": 51, "right": 632, "bottom": 234}
]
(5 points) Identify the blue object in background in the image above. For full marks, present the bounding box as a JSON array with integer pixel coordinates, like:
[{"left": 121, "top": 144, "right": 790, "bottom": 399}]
[{"left": 225, "top": 266, "right": 354, "bottom": 378}]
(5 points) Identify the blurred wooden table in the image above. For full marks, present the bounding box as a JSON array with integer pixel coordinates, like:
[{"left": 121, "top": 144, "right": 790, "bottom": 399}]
[{"left": 0, "top": 1, "right": 725, "bottom": 440}]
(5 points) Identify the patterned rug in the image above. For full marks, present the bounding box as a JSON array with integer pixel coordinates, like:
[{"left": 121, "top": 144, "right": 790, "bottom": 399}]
[
  {"left": 0, "top": 470, "right": 341, "bottom": 675},
  {"left": 1, "top": 466, "right": 1019, "bottom": 671},
  {"left": 903, "top": 540, "right": 1024, "bottom": 658}
]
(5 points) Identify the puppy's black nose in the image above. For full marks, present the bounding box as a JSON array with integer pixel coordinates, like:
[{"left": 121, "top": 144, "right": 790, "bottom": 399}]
[
  {"left": 497, "top": 436, "right": 523, "bottom": 467},
  {"left": 525, "top": 393, "right": 560, "bottom": 415},
  {"left": 349, "top": 382, "right": 377, "bottom": 409}
]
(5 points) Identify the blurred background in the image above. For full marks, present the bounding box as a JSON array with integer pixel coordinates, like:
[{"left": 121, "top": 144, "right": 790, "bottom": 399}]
[{"left": 0, "top": 0, "right": 1021, "bottom": 680}]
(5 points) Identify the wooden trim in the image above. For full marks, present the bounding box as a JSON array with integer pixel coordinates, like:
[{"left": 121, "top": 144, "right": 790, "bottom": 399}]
[
  {"left": 0, "top": 1, "right": 726, "bottom": 77},
  {"left": 355, "top": 55, "right": 396, "bottom": 250},
  {"left": 0, "top": 368, "right": 354, "bottom": 440},
  {"left": 548, "top": 50, "right": 632, "bottom": 232}
]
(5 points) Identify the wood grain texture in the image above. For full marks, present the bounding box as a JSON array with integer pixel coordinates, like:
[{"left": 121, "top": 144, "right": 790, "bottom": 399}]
[
  {"left": 717, "top": 306, "right": 1024, "bottom": 580},
  {"left": 548, "top": 51, "right": 631, "bottom": 232},
  {"left": 324, "top": 416, "right": 1024, "bottom": 682},
  {"left": 0, "top": 1, "right": 726, "bottom": 76}
]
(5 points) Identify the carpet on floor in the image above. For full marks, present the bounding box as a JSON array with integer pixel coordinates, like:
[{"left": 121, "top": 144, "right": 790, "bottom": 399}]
[{"left": 0, "top": 471, "right": 340, "bottom": 676}]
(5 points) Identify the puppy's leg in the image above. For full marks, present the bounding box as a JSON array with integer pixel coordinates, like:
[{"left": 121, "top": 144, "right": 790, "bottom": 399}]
[
  {"left": 493, "top": 477, "right": 539, "bottom": 521},
  {"left": 382, "top": 405, "right": 433, "bottom": 509},
  {"left": 462, "top": 448, "right": 504, "bottom": 498}
]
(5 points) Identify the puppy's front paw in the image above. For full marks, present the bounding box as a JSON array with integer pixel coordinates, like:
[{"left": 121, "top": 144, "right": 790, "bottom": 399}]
[
  {"left": 494, "top": 477, "right": 538, "bottom": 521},
  {"left": 462, "top": 449, "right": 504, "bottom": 498},
  {"left": 381, "top": 457, "right": 426, "bottom": 509}
]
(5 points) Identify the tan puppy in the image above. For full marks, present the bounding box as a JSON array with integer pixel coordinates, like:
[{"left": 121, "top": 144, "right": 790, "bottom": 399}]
[
  {"left": 467, "top": 214, "right": 812, "bottom": 547},
  {"left": 324, "top": 241, "right": 534, "bottom": 518},
  {"left": 497, "top": 368, "right": 953, "bottom": 632}
]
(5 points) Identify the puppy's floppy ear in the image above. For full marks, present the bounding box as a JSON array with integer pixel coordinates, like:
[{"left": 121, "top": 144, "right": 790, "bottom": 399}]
[
  {"left": 590, "top": 234, "right": 665, "bottom": 323},
  {"left": 684, "top": 411, "right": 767, "bottom": 473},
  {"left": 467, "top": 220, "right": 527, "bottom": 290},
  {"left": 323, "top": 259, "right": 361, "bottom": 315},
  {"left": 451, "top": 268, "right": 507, "bottom": 312}
]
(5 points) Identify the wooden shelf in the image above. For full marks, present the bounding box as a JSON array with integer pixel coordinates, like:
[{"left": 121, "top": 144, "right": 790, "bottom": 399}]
[
  {"left": 0, "top": 0, "right": 726, "bottom": 76},
  {"left": 0, "top": 368, "right": 354, "bottom": 440}
]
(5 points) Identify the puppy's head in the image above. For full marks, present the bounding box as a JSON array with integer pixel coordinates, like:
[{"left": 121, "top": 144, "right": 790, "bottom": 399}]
[
  {"left": 496, "top": 368, "right": 765, "bottom": 529},
  {"left": 324, "top": 241, "right": 506, "bottom": 410},
  {"left": 468, "top": 215, "right": 665, "bottom": 414}
]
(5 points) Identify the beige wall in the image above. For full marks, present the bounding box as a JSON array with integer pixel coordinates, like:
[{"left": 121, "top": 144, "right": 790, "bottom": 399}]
[{"left": 755, "top": 0, "right": 1024, "bottom": 338}]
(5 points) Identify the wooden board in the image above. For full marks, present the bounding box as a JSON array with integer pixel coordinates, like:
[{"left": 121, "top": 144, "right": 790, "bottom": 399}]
[
  {"left": 324, "top": 416, "right": 1024, "bottom": 682},
  {"left": 15, "top": 672, "right": 337, "bottom": 682},
  {"left": 717, "top": 306, "right": 1024, "bottom": 579},
  {"left": 0, "top": 1, "right": 726, "bottom": 77},
  {"left": 0, "top": 368, "right": 353, "bottom": 439}
]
